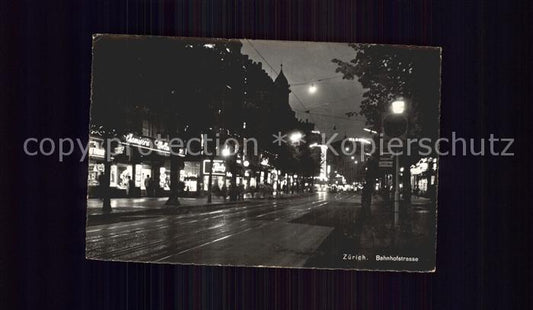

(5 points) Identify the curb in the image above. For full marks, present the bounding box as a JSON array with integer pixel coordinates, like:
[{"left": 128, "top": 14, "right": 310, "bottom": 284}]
[{"left": 87, "top": 193, "right": 317, "bottom": 223}]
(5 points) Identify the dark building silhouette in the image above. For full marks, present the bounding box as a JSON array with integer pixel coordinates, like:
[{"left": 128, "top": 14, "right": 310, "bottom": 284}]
[{"left": 89, "top": 37, "right": 316, "bottom": 200}]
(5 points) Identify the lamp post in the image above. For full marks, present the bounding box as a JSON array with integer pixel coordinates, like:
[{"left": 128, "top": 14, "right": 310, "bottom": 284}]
[
  {"left": 390, "top": 99, "right": 406, "bottom": 214},
  {"left": 221, "top": 145, "right": 235, "bottom": 201}
]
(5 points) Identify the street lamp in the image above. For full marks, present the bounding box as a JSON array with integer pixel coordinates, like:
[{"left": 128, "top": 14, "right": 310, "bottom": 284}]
[
  {"left": 221, "top": 146, "right": 231, "bottom": 157},
  {"left": 243, "top": 160, "right": 250, "bottom": 167},
  {"left": 308, "top": 83, "right": 317, "bottom": 94},
  {"left": 388, "top": 98, "right": 407, "bottom": 219},
  {"left": 363, "top": 128, "right": 378, "bottom": 134},
  {"left": 289, "top": 131, "right": 303, "bottom": 143},
  {"left": 391, "top": 99, "right": 406, "bottom": 114}
]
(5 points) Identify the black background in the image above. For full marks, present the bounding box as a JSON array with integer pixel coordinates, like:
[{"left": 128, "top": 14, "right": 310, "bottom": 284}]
[{"left": 1, "top": 0, "right": 532, "bottom": 309}]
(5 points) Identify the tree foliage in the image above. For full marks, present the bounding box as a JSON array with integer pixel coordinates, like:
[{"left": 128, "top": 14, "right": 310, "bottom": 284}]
[
  {"left": 333, "top": 44, "right": 440, "bottom": 141},
  {"left": 90, "top": 35, "right": 316, "bottom": 179}
]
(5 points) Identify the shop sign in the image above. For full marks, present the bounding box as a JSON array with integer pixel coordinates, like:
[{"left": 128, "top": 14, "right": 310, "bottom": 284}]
[
  {"left": 410, "top": 157, "right": 430, "bottom": 175},
  {"left": 125, "top": 133, "right": 152, "bottom": 148},
  {"left": 260, "top": 158, "right": 269, "bottom": 166},
  {"left": 114, "top": 145, "right": 125, "bottom": 154},
  {"left": 89, "top": 147, "right": 105, "bottom": 158},
  {"left": 379, "top": 160, "right": 393, "bottom": 168},
  {"left": 154, "top": 139, "right": 170, "bottom": 152},
  {"left": 378, "top": 153, "right": 393, "bottom": 168},
  {"left": 123, "top": 133, "right": 172, "bottom": 155},
  {"left": 203, "top": 159, "right": 226, "bottom": 176}
]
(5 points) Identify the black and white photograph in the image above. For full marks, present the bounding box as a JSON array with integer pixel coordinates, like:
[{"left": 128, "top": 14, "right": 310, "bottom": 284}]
[{"left": 86, "top": 35, "right": 440, "bottom": 272}]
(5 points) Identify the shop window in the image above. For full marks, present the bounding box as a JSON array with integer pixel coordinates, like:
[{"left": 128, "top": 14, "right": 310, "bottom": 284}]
[
  {"left": 140, "top": 165, "right": 152, "bottom": 190},
  {"left": 159, "top": 167, "right": 170, "bottom": 190}
]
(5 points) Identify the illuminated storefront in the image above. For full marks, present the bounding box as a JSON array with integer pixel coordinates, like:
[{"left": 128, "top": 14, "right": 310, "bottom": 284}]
[
  {"left": 410, "top": 157, "right": 438, "bottom": 197},
  {"left": 87, "top": 137, "right": 106, "bottom": 196},
  {"left": 201, "top": 159, "right": 228, "bottom": 191},
  {"left": 180, "top": 161, "right": 201, "bottom": 194},
  {"left": 87, "top": 133, "right": 178, "bottom": 198},
  {"left": 88, "top": 132, "right": 288, "bottom": 198}
]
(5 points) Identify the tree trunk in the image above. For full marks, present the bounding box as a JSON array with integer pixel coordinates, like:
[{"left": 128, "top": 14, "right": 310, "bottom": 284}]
[
  {"left": 227, "top": 157, "right": 237, "bottom": 201},
  {"left": 207, "top": 156, "right": 214, "bottom": 203},
  {"left": 102, "top": 136, "right": 112, "bottom": 213},
  {"left": 165, "top": 153, "right": 180, "bottom": 206},
  {"left": 402, "top": 161, "right": 412, "bottom": 206}
]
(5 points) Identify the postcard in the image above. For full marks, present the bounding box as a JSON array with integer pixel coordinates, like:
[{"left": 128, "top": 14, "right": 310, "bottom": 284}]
[{"left": 86, "top": 34, "right": 440, "bottom": 272}]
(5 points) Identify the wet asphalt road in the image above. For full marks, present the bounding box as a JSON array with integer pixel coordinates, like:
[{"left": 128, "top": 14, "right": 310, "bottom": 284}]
[{"left": 86, "top": 192, "right": 435, "bottom": 270}]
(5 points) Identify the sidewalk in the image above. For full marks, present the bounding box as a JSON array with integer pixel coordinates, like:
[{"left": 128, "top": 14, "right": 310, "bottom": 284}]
[{"left": 301, "top": 194, "right": 436, "bottom": 269}]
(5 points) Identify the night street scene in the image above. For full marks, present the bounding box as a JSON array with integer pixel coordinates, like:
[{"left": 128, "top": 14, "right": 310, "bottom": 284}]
[{"left": 86, "top": 35, "right": 440, "bottom": 271}]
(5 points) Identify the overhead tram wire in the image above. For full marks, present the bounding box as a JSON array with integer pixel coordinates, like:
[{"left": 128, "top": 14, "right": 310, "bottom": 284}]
[
  {"left": 293, "top": 110, "right": 368, "bottom": 122},
  {"left": 244, "top": 40, "right": 365, "bottom": 127},
  {"left": 289, "top": 75, "right": 344, "bottom": 86}
]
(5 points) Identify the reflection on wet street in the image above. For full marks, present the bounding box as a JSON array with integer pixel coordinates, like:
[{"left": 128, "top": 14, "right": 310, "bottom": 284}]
[{"left": 86, "top": 192, "right": 436, "bottom": 270}]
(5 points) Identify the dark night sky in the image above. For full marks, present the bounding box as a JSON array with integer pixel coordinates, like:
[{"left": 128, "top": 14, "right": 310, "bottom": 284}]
[{"left": 241, "top": 39, "right": 370, "bottom": 140}]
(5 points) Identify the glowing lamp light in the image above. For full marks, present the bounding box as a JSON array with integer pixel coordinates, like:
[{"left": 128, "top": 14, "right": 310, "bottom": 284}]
[
  {"left": 221, "top": 147, "right": 231, "bottom": 157},
  {"left": 243, "top": 160, "right": 250, "bottom": 167},
  {"left": 289, "top": 132, "right": 303, "bottom": 143},
  {"left": 391, "top": 100, "right": 406, "bottom": 114},
  {"left": 308, "top": 84, "right": 317, "bottom": 94}
]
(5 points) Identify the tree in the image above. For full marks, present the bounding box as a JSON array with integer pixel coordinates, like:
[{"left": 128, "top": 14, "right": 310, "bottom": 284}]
[
  {"left": 91, "top": 37, "right": 142, "bottom": 212},
  {"left": 332, "top": 44, "right": 440, "bottom": 141},
  {"left": 333, "top": 44, "right": 440, "bottom": 204},
  {"left": 91, "top": 35, "right": 319, "bottom": 207}
]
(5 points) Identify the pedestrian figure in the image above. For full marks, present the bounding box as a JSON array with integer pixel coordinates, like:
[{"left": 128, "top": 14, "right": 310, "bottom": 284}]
[
  {"left": 221, "top": 184, "right": 228, "bottom": 201},
  {"left": 128, "top": 176, "right": 135, "bottom": 197},
  {"left": 98, "top": 173, "right": 106, "bottom": 201},
  {"left": 238, "top": 183, "right": 245, "bottom": 200},
  {"left": 361, "top": 181, "right": 372, "bottom": 218},
  {"left": 177, "top": 181, "right": 185, "bottom": 197},
  {"left": 144, "top": 175, "right": 151, "bottom": 197}
]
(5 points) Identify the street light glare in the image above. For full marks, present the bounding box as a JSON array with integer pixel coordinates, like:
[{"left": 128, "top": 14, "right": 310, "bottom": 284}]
[
  {"left": 363, "top": 128, "right": 378, "bottom": 134},
  {"left": 289, "top": 132, "right": 303, "bottom": 143},
  {"left": 391, "top": 100, "right": 406, "bottom": 114},
  {"left": 308, "top": 84, "right": 317, "bottom": 94},
  {"left": 221, "top": 147, "right": 231, "bottom": 157}
]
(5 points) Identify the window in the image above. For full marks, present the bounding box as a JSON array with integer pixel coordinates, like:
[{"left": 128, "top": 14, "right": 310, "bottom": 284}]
[{"left": 142, "top": 120, "right": 150, "bottom": 136}]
